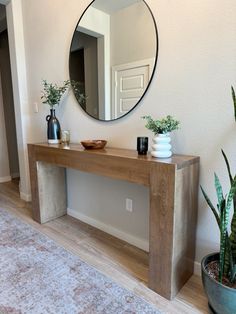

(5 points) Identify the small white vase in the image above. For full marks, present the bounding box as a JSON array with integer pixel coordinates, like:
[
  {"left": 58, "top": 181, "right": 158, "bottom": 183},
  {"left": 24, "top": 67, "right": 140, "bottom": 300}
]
[{"left": 151, "top": 133, "right": 172, "bottom": 158}]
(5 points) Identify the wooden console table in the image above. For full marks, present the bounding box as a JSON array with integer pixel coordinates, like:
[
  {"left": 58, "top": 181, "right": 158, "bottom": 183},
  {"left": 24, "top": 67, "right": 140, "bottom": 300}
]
[{"left": 28, "top": 143, "right": 199, "bottom": 300}]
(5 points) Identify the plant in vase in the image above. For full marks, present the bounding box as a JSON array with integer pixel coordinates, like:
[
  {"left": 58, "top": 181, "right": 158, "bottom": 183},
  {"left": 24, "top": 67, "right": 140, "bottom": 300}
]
[
  {"left": 41, "top": 80, "right": 70, "bottom": 144},
  {"left": 200, "top": 86, "right": 236, "bottom": 314},
  {"left": 142, "top": 115, "right": 180, "bottom": 158}
]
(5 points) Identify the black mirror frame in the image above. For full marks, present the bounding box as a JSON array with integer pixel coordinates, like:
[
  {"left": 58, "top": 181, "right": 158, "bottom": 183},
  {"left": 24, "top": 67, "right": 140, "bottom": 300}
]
[{"left": 69, "top": 0, "right": 159, "bottom": 122}]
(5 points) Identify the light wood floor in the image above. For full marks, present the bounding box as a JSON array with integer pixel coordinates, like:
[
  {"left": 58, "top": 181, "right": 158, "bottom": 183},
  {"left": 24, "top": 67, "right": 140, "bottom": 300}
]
[{"left": 0, "top": 179, "right": 209, "bottom": 313}]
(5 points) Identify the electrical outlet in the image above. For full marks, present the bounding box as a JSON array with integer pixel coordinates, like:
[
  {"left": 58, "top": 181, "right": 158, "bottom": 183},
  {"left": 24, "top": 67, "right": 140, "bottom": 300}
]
[{"left": 126, "top": 198, "right": 133, "bottom": 212}]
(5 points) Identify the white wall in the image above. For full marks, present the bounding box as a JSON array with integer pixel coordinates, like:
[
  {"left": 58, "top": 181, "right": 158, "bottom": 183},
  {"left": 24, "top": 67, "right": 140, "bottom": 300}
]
[
  {"left": 110, "top": 1, "right": 156, "bottom": 66},
  {"left": 19, "top": 0, "right": 236, "bottom": 266}
]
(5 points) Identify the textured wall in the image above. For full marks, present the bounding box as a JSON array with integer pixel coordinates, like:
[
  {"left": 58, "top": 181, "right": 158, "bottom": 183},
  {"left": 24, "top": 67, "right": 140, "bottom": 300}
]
[{"left": 20, "top": 0, "right": 236, "bottom": 263}]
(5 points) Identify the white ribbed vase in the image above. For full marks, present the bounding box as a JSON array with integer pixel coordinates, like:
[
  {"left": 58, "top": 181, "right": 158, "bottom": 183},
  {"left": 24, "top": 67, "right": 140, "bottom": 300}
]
[{"left": 151, "top": 133, "right": 172, "bottom": 158}]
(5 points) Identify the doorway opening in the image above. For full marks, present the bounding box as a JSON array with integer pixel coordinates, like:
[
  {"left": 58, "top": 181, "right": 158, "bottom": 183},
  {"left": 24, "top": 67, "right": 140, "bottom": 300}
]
[
  {"left": 70, "top": 48, "right": 86, "bottom": 111},
  {"left": 0, "top": 4, "right": 20, "bottom": 184},
  {"left": 70, "top": 31, "right": 99, "bottom": 118}
]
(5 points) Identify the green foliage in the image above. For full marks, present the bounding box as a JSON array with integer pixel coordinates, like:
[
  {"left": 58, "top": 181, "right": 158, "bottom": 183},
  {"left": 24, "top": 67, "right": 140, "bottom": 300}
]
[
  {"left": 142, "top": 115, "right": 180, "bottom": 134},
  {"left": 201, "top": 153, "right": 236, "bottom": 284},
  {"left": 223, "top": 149, "right": 236, "bottom": 282},
  {"left": 201, "top": 87, "right": 236, "bottom": 284},
  {"left": 70, "top": 80, "right": 87, "bottom": 108},
  {"left": 232, "top": 86, "right": 236, "bottom": 122},
  {"left": 41, "top": 80, "right": 70, "bottom": 108}
]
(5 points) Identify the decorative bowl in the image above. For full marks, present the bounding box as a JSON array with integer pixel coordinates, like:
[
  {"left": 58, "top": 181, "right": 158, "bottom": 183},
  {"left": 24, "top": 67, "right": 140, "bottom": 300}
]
[{"left": 80, "top": 140, "right": 107, "bottom": 150}]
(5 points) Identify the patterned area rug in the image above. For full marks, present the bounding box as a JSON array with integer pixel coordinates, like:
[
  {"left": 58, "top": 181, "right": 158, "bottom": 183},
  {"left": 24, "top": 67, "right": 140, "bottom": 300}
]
[{"left": 0, "top": 208, "right": 161, "bottom": 314}]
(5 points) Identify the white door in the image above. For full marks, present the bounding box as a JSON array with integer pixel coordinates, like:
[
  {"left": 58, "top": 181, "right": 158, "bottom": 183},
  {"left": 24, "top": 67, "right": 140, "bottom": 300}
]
[{"left": 112, "top": 59, "right": 154, "bottom": 119}]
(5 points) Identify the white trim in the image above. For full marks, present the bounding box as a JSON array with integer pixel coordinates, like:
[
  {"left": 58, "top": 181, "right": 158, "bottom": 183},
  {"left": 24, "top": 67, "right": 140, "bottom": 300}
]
[
  {"left": 0, "top": 176, "right": 11, "bottom": 183},
  {"left": 20, "top": 190, "right": 31, "bottom": 202},
  {"left": 6, "top": 0, "right": 31, "bottom": 199},
  {"left": 194, "top": 261, "right": 201, "bottom": 276},
  {"left": 67, "top": 208, "right": 203, "bottom": 276},
  {"left": 67, "top": 208, "right": 149, "bottom": 252}
]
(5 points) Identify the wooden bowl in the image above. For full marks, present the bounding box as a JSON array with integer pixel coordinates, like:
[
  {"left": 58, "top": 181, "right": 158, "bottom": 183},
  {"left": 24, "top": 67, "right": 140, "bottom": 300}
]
[{"left": 80, "top": 140, "right": 107, "bottom": 149}]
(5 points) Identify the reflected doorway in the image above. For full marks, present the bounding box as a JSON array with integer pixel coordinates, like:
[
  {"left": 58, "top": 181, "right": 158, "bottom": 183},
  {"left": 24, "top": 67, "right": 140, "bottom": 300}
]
[
  {"left": 0, "top": 4, "right": 20, "bottom": 183},
  {"left": 70, "top": 48, "right": 86, "bottom": 111},
  {"left": 70, "top": 31, "right": 99, "bottom": 119}
]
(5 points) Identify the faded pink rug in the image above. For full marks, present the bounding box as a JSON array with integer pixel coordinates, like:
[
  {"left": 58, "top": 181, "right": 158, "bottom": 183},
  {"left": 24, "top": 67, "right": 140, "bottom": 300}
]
[{"left": 0, "top": 208, "right": 161, "bottom": 314}]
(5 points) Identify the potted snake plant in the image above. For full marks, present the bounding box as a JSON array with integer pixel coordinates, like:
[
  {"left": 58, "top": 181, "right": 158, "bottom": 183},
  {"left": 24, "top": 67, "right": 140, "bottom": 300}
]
[{"left": 200, "top": 87, "right": 236, "bottom": 314}]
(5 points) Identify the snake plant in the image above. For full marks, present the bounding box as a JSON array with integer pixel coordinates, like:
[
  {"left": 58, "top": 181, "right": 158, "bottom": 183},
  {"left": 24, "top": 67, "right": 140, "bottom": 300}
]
[
  {"left": 201, "top": 152, "right": 236, "bottom": 283},
  {"left": 201, "top": 87, "right": 236, "bottom": 284},
  {"left": 232, "top": 86, "right": 236, "bottom": 122}
]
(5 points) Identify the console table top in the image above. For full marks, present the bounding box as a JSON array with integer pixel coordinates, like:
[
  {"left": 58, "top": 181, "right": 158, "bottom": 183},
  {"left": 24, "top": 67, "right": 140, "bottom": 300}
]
[{"left": 29, "top": 143, "right": 199, "bottom": 170}]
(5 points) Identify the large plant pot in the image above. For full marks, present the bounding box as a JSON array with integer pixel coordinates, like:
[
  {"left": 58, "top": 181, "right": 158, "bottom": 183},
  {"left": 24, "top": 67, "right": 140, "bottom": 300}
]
[{"left": 201, "top": 253, "right": 236, "bottom": 314}]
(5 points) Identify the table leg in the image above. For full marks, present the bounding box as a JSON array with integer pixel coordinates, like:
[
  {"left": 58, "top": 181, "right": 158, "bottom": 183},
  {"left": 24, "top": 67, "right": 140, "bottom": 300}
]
[
  {"left": 28, "top": 145, "right": 67, "bottom": 224},
  {"left": 148, "top": 163, "right": 176, "bottom": 300}
]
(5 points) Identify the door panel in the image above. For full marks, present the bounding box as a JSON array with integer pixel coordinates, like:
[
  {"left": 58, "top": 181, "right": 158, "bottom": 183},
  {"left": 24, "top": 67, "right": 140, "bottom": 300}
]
[{"left": 112, "top": 59, "right": 154, "bottom": 119}]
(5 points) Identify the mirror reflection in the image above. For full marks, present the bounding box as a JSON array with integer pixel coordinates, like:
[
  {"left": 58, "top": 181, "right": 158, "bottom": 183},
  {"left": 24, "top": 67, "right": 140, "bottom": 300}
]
[{"left": 69, "top": 0, "right": 158, "bottom": 121}]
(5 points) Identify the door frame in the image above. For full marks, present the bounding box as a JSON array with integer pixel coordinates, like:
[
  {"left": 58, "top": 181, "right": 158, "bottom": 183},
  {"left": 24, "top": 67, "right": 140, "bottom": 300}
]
[{"left": 1, "top": 0, "right": 31, "bottom": 201}]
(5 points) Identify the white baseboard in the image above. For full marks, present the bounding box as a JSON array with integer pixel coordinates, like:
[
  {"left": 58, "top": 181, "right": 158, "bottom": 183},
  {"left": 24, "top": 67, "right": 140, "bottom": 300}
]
[
  {"left": 11, "top": 172, "right": 20, "bottom": 179},
  {"left": 0, "top": 176, "right": 11, "bottom": 183},
  {"left": 67, "top": 208, "right": 202, "bottom": 276},
  {"left": 20, "top": 191, "right": 31, "bottom": 202},
  {"left": 194, "top": 261, "right": 201, "bottom": 276},
  {"left": 67, "top": 208, "right": 149, "bottom": 252}
]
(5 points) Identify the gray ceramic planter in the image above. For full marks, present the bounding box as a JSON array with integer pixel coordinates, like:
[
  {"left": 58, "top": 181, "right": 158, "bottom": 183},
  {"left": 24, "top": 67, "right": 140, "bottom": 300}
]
[{"left": 201, "top": 253, "right": 236, "bottom": 314}]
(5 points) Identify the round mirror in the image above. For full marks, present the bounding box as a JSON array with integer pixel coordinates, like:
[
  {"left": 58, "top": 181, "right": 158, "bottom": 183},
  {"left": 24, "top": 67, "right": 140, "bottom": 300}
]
[{"left": 69, "top": 0, "right": 158, "bottom": 121}]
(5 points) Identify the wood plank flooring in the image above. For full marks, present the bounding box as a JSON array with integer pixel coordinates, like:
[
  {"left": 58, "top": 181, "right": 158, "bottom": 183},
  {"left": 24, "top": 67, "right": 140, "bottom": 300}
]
[{"left": 0, "top": 180, "right": 209, "bottom": 313}]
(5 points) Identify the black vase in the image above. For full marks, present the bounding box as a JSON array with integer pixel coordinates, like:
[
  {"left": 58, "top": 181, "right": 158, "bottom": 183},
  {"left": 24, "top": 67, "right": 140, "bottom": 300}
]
[{"left": 46, "top": 109, "right": 61, "bottom": 144}]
